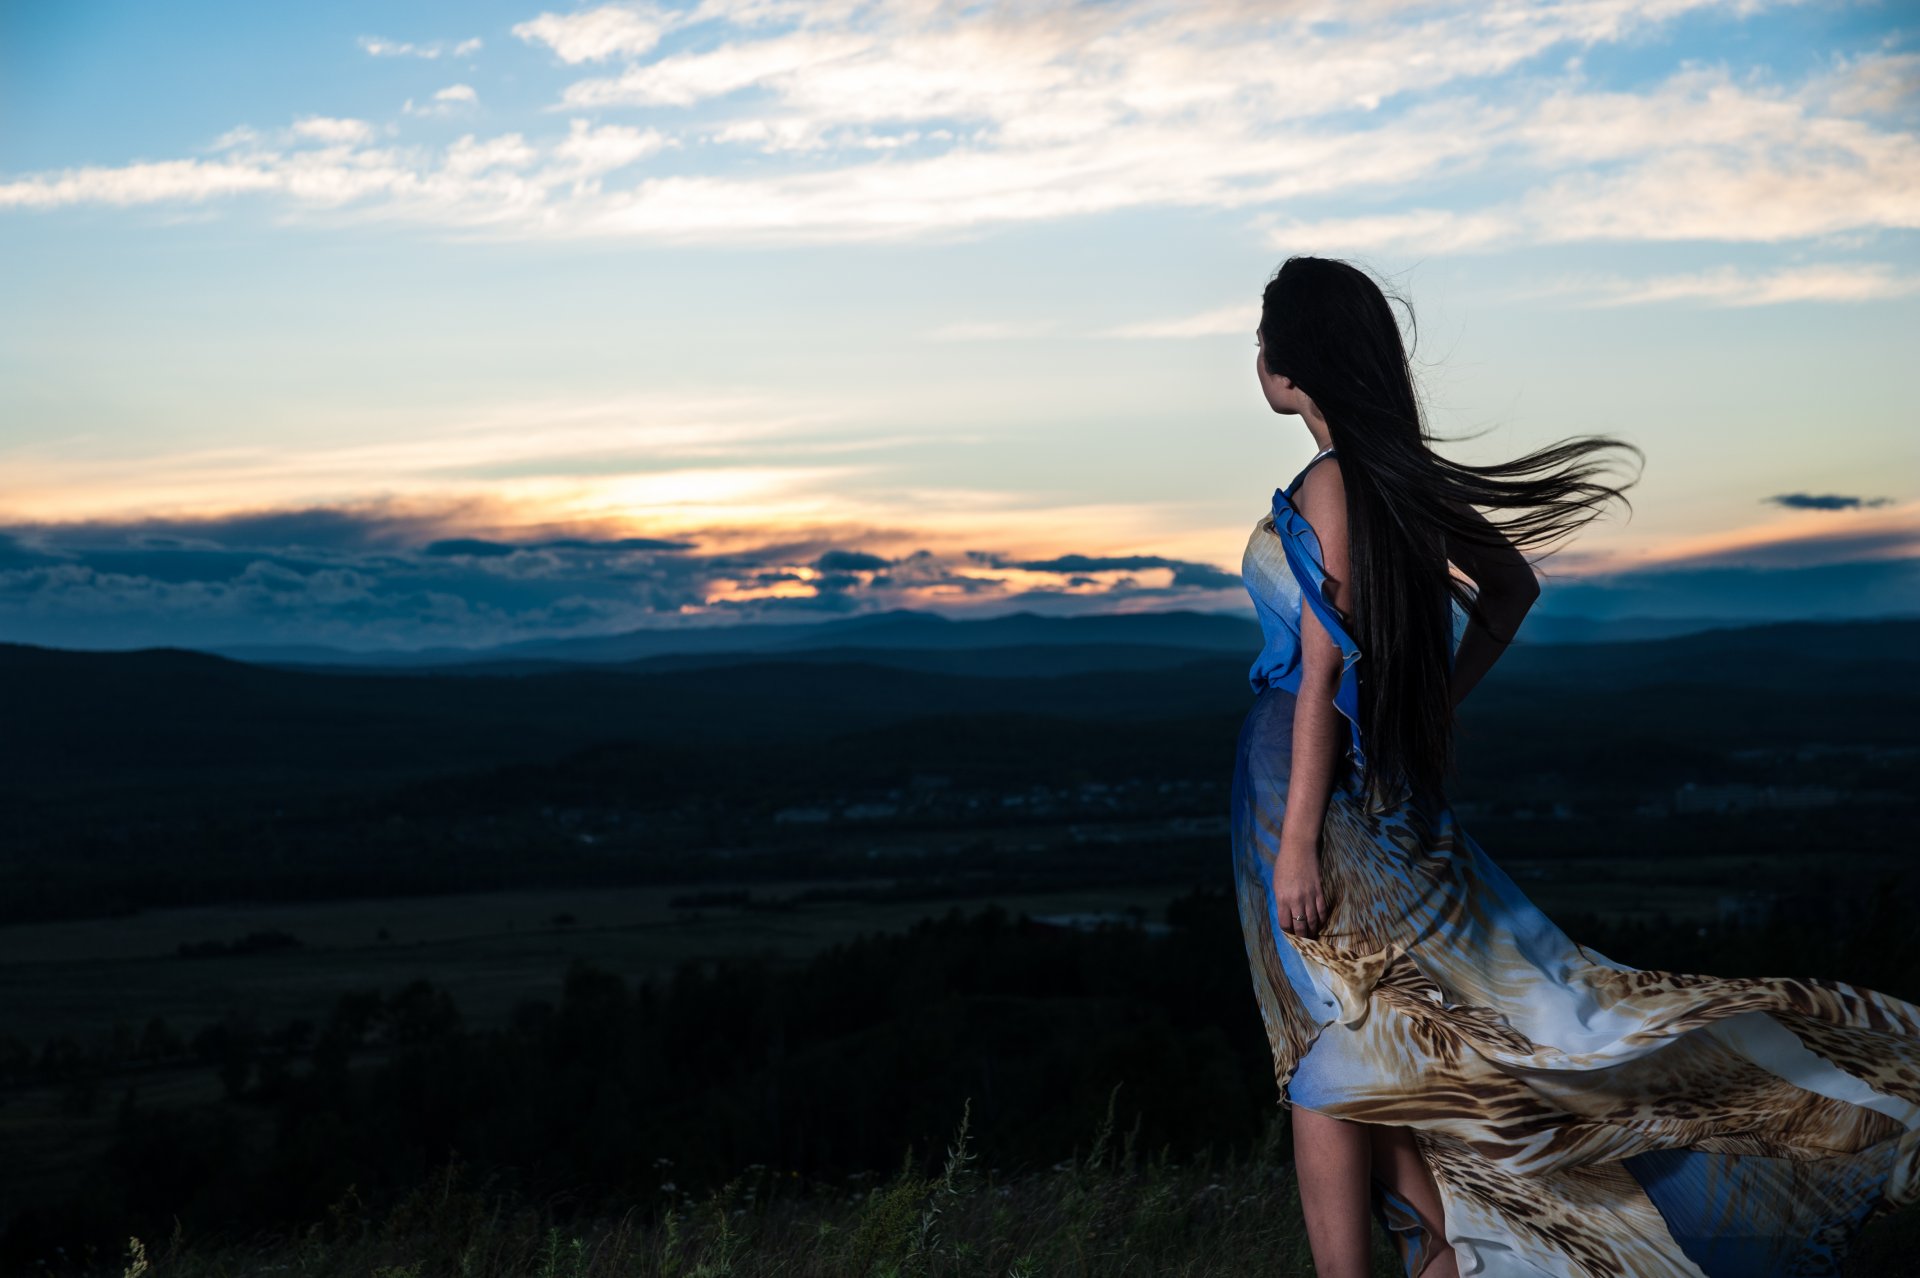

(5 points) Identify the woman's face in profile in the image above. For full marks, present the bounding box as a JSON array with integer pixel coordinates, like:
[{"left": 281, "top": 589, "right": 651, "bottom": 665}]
[{"left": 1255, "top": 328, "right": 1312, "bottom": 418}]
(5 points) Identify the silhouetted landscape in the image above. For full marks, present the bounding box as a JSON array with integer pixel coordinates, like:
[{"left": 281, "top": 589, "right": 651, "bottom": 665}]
[{"left": 3, "top": 611, "right": 1917, "bottom": 1273}]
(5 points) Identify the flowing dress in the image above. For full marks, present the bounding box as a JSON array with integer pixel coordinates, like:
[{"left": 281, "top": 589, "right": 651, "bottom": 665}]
[{"left": 1230, "top": 445, "right": 1920, "bottom": 1277}]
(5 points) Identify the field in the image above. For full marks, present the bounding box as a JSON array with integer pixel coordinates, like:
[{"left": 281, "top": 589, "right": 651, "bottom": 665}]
[{"left": 1, "top": 621, "right": 1915, "bottom": 1273}]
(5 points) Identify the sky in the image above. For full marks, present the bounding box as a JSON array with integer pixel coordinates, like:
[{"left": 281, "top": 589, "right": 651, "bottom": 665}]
[{"left": 1, "top": 0, "right": 1916, "bottom": 654}]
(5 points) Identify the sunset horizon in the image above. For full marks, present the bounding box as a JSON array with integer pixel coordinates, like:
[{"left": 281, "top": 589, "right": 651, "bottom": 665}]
[{"left": 4, "top": 0, "right": 1915, "bottom": 653}]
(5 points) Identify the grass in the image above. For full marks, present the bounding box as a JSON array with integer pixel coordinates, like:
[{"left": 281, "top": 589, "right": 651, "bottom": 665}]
[
  {"left": 97, "top": 1090, "right": 1409, "bottom": 1278},
  {"left": 75, "top": 1086, "right": 1920, "bottom": 1278}
]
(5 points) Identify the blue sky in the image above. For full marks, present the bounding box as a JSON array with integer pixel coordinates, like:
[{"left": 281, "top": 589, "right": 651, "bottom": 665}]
[{"left": 1, "top": 0, "right": 1916, "bottom": 653}]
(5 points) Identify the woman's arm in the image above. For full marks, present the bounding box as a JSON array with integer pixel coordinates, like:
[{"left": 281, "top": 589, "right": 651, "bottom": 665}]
[
  {"left": 1443, "top": 499, "right": 1540, "bottom": 707},
  {"left": 1275, "top": 461, "right": 1352, "bottom": 939}
]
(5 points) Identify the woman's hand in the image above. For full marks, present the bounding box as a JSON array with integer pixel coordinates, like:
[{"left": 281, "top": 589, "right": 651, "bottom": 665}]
[{"left": 1275, "top": 842, "right": 1330, "bottom": 939}]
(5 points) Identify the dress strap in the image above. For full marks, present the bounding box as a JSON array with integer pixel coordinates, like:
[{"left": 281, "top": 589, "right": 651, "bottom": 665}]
[{"left": 1285, "top": 445, "right": 1339, "bottom": 497}]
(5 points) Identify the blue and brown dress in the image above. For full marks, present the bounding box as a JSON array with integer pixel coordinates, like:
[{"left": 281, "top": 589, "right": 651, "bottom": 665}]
[{"left": 1232, "top": 444, "right": 1920, "bottom": 1277}]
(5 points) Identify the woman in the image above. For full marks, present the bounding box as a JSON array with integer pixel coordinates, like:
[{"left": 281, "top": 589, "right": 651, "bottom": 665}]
[{"left": 1232, "top": 255, "right": 1920, "bottom": 1277}]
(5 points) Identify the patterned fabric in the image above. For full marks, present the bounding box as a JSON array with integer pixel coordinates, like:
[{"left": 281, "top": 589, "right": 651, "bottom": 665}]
[
  {"left": 1230, "top": 451, "right": 1920, "bottom": 1276},
  {"left": 1242, "top": 445, "right": 1371, "bottom": 774}
]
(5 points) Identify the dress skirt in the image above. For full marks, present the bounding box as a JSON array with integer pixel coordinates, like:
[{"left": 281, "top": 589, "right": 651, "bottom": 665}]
[{"left": 1230, "top": 682, "right": 1920, "bottom": 1277}]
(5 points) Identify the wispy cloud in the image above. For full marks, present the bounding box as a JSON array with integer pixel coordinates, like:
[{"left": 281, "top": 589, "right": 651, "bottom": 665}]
[
  {"left": 1567, "top": 501, "right": 1920, "bottom": 575},
  {"left": 513, "top": 5, "right": 677, "bottom": 64},
  {"left": 1506, "top": 261, "right": 1920, "bottom": 308},
  {"left": 404, "top": 84, "right": 482, "bottom": 118},
  {"left": 1260, "top": 207, "right": 1524, "bottom": 255},
  {"left": 1261, "top": 57, "right": 1920, "bottom": 255},
  {"left": 0, "top": 114, "right": 673, "bottom": 219},
  {"left": 0, "top": 391, "right": 871, "bottom": 522},
  {"left": 7, "top": 0, "right": 1913, "bottom": 254},
  {"left": 290, "top": 116, "right": 375, "bottom": 145},
  {"left": 359, "top": 35, "right": 483, "bottom": 60}
]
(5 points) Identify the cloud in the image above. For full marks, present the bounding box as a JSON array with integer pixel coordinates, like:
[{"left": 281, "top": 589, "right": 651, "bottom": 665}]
[
  {"left": 421, "top": 533, "right": 695, "bottom": 557},
  {"left": 1668, "top": 528, "right": 1920, "bottom": 570},
  {"left": 0, "top": 390, "right": 877, "bottom": 526},
  {"left": 1263, "top": 61, "right": 1920, "bottom": 256},
  {"left": 0, "top": 159, "right": 284, "bottom": 208},
  {"left": 404, "top": 84, "right": 482, "bottom": 117},
  {"left": 558, "top": 30, "right": 874, "bottom": 108},
  {"left": 549, "top": 118, "right": 670, "bottom": 181},
  {"left": 290, "top": 116, "right": 376, "bottom": 145},
  {"left": 6, "top": 0, "right": 1915, "bottom": 254},
  {"left": 0, "top": 500, "right": 1254, "bottom": 650},
  {"left": 929, "top": 255, "right": 1920, "bottom": 338},
  {"left": 359, "top": 35, "right": 483, "bottom": 59},
  {"left": 1261, "top": 207, "right": 1524, "bottom": 255},
  {"left": 4, "top": 496, "right": 1912, "bottom": 651},
  {"left": 994, "top": 551, "right": 1243, "bottom": 590},
  {"left": 1561, "top": 499, "right": 1920, "bottom": 578},
  {"left": 816, "top": 549, "right": 890, "bottom": 571},
  {"left": 1767, "top": 492, "right": 1898, "bottom": 512},
  {"left": 0, "top": 112, "right": 674, "bottom": 217},
  {"left": 1505, "top": 260, "right": 1920, "bottom": 308},
  {"left": 1802, "top": 46, "right": 1920, "bottom": 119},
  {"left": 513, "top": 4, "right": 677, "bottom": 64}
]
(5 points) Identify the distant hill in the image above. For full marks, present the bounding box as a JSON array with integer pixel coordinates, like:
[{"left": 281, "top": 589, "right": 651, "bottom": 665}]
[
  {"left": 0, "top": 639, "right": 1238, "bottom": 792},
  {"left": 207, "top": 607, "right": 1261, "bottom": 671},
  {"left": 199, "top": 605, "right": 1889, "bottom": 673},
  {"left": 1478, "top": 616, "right": 1920, "bottom": 695},
  {"left": 420, "top": 642, "right": 1234, "bottom": 680},
  {"left": 0, "top": 615, "right": 1914, "bottom": 926},
  {"left": 3, "top": 618, "right": 1913, "bottom": 785}
]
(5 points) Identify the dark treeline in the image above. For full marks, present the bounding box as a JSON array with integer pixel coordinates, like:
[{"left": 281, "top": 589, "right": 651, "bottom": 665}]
[
  {"left": 3, "top": 619, "right": 1914, "bottom": 927},
  {"left": 9, "top": 874, "right": 1920, "bottom": 1272}
]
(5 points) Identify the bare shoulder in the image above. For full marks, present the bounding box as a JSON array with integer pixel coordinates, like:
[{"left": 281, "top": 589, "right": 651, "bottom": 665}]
[
  {"left": 1291, "top": 457, "right": 1348, "bottom": 550},
  {"left": 1290, "top": 457, "right": 1351, "bottom": 600}
]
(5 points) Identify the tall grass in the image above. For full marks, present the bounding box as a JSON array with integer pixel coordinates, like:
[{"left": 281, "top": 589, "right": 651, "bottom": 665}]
[
  {"left": 104, "top": 1089, "right": 1410, "bottom": 1278},
  {"left": 99, "top": 1090, "right": 1920, "bottom": 1277}
]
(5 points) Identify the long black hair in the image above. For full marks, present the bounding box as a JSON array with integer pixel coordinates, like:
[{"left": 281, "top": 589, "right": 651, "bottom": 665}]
[{"left": 1259, "top": 255, "right": 1644, "bottom": 807}]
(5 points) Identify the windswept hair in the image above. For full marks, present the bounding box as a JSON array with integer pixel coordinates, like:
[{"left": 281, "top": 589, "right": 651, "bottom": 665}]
[{"left": 1259, "top": 255, "right": 1644, "bottom": 807}]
